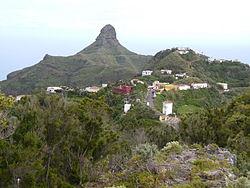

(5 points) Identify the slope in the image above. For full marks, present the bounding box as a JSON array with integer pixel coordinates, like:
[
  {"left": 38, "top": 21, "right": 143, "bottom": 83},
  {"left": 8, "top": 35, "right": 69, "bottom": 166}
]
[
  {"left": 0, "top": 24, "right": 151, "bottom": 95},
  {"left": 144, "top": 48, "right": 250, "bottom": 87}
]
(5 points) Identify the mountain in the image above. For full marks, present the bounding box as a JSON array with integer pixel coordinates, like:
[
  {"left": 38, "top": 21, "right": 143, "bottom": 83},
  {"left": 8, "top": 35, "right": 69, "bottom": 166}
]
[
  {"left": 144, "top": 48, "right": 250, "bottom": 87},
  {"left": 0, "top": 24, "right": 152, "bottom": 95}
]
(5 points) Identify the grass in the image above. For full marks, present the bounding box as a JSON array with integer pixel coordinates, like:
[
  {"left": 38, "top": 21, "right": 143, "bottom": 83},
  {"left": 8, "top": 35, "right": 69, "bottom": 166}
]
[{"left": 154, "top": 88, "right": 226, "bottom": 116}]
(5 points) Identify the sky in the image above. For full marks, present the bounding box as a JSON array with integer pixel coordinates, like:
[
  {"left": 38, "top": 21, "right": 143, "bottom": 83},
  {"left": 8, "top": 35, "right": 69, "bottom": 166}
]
[{"left": 0, "top": 0, "right": 250, "bottom": 80}]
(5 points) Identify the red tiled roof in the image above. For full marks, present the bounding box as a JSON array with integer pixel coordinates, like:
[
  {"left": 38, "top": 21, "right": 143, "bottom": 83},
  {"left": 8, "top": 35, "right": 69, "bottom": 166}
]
[{"left": 112, "top": 85, "right": 133, "bottom": 94}]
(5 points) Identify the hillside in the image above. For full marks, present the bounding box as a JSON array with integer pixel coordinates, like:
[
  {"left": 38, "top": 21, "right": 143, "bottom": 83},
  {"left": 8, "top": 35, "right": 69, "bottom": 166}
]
[
  {"left": 0, "top": 90, "right": 249, "bottom": 187},
  {"left": 0, "top": 25, "right": 151, "bottom": 95},
  {"left": 144, "top": 48, "right": 250, "bottom": 87}
]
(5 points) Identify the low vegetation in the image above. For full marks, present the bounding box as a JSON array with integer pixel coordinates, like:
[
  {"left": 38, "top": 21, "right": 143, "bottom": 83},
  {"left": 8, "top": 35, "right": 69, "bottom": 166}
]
[{"left": 0, "top": 89, "right": 249, "bottom": 187}]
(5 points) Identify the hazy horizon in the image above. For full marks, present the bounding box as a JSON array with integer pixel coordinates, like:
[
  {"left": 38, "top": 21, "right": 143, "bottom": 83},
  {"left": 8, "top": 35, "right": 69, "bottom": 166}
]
[{"left": 1, "top": 0, "right": 250, "bottom": 80}]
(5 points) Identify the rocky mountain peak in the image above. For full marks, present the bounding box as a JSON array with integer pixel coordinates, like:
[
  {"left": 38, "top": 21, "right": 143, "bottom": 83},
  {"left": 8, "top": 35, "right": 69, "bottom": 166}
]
[
  {"left": 97, "top": 24, "right": 117, "bottom": 40},
  {"left": 92, "top": 24, "right": 120, "bottom": 47},
  {"left": 78, "top": 24, "right": 124, "bottom": 54}
]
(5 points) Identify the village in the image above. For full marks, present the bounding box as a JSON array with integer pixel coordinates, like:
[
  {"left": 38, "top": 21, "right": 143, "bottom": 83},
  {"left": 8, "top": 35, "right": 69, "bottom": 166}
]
[
  {"left": 14, "top": 48, "right": 230, "bottom": 127},
  {"left": 38, "top": 59, "right": 229, "bottom": 128}
]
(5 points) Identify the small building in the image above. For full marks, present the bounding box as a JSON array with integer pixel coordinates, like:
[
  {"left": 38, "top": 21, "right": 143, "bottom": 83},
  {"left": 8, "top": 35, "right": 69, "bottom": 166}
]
[
  {"left": 153, "top": 81, "right": 169, "bottom": 90},
  {"left": 15, "top": 95, "right": 26, "bottom": 102},
  {"left": 131, "top": 79, "right": 144, "bottom": 86},
  {"left": 102, "top": 84, "right": 108, "bottom": 88},
  {"left": 164, "top": 84, "right": 177, "bottom": 91},
  {"left": 176, "top": 47, "right": 190, "bottom": 55},
  {"left": 191, "top": 83, "right": 208, "bottom": 89},
  {"left": 175, "top": 73, "right": 187, "bottom": 78},
  {"left": 217, "top": 83, "right": 229, "bottom": 91},
  {"left": 85, "top": 86, "right": 101, "bottom": 93},
  {"left": 218, "top": 59, "right": 227, "bottom": 63},
  {"left": 142, "top": 70, "right": 153, "bottom": 76},
  {"left": 47, "top": 87, "right": 63, "bottom": 94},
  {"left": 113, "top": 85, "right": 133, "bottom": 95},
  {"left": 124, "top": 104, "right": 132, "bottom": 113},
  {"left": 162, "top": 101, "right": 173, "bottom": 115},
  {"left": 161, "top": 69, "right": 172, "bottom": 75},
  {"left": 178, "top": 84, "right": 191, "bottom": 91}
]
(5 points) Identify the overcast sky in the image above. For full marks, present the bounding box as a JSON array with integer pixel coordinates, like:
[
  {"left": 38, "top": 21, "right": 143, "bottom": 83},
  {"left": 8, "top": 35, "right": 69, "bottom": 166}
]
[{"left": 0, "top": 0, "right": 250, "bottom": 80}]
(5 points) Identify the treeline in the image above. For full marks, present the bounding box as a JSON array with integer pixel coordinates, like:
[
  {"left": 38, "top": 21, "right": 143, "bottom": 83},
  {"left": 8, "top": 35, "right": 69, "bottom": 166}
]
[{"left": 0, "top": 90, "right": 249, "bottom": 187}]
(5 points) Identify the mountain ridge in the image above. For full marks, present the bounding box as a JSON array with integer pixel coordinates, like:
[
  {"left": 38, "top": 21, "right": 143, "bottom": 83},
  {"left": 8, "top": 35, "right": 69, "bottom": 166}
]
[
  {"left": 1, "top": 25, "right": 250, "bottom": 95},
  {"left": 0, "top": 25, "right": 152, "bottom": 95}
]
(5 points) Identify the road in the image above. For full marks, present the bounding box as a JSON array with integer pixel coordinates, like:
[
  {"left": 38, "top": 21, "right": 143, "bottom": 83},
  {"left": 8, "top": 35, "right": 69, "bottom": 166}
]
[{"left": 146, "top": 89, "right": 162, "bottom": 116}]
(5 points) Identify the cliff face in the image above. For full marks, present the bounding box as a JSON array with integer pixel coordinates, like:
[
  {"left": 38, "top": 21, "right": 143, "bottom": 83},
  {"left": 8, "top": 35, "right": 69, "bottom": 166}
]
[{"left": 0, "top": 25, "right": 151, "bottom": 95}]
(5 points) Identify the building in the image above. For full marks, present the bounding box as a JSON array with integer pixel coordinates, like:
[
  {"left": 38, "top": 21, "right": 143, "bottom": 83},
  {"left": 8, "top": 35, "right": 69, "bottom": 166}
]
[
  {"left": 124, "top": 104, "right": 132, "bottom": 113},
  {"left": 153, "top": 81, "right": 169, "bottom": 90},
  {"left": 191, "top": 83, "right": 208, "bottom": 89},
  {"left": 162, "top": 101, "right": 173, "bottom": 115},
  {"left": 175, "top": 73, "right": 187, "bottom": 79},
  {"left": 131, "top": 79, "right": 144, "bottom": 86},
  {"left": 152, "top": 81, "right": 167, "bottom": 94},
  {"left": 218, "top": 59, "right": 227, "bottom": 63},
  {"left": 102, "top": 84, "right": 108, "bottom": 88},
  {"left": 151, "top": 81, "right": 176, "bottom": 93},
  {"left": 217, "top": 83, "right": 229, "bottom": 91},
  {"left": 113, "top": 85, "right": 133, "bottom": 95},
  {"left": 15, "top": 95, "right": 26, "bottom": 102},
  {"left": 164, "top": 84, "right": 176, "bottom": 91},
  {"left": 142, "top": 70, "right": 153, "bottom": 76},
  {"left": 85, "top": 86, "right": 101, "bottom": 93},
  {"left": 176, "top": 47, "right": 190, "bottom": 55},
  {"left": 177, "top": 84, "right": 191, "bottom": 91},
  {"left": 160, "top": 69, "right": 172, "bottom": 75},
  {"left": 47, "top": 87, "right": 63, "bottom": 94}
]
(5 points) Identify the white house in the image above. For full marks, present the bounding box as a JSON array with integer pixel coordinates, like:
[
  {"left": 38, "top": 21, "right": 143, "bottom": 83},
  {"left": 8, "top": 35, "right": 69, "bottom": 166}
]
[
  {"left": 102, "top": 84, "right": 108, "bottom": 88},
  {"left": 142, "top": 70, "right": 153, "bottom": 76},
  {"left": 131, "top": 79, "right": 145, "bottom": 86},
  {"left": 178, "top": 84, "right": 191, "bottom": 91},
  {"left": 176, "top": 47, "right": 190, "bottom": 55},
  {"left": 47, "top": 87, "right": 63, "bottom": 94},
  {"left": 175, "top": 73, "right": 187, "bottom": 78},
  {"left": 161, "top": 69, "right": 172, "bottom": 75},
  {"left": 191, "top": 83, "right": 208, "bottom": 89},
  {"left": 218, "top": 59, "right": 227, "bottom": 63},
  {"left": 177, "top": 47, "right": 190, "bottom": 51},
  {"left": 217, "top": 83, "right": 229, "bottom": 91},
  {"left": 15, "top": 95, "right": 26, "bottom": 102},
  {"left": 162, "top": 101, "right": 173, "bottom": 115},
  {"left": 124, "top": 104, "right": 132, "bottom": 113},
  {"left": 85, "top": 86, "right": 101, "bottom": 93}
]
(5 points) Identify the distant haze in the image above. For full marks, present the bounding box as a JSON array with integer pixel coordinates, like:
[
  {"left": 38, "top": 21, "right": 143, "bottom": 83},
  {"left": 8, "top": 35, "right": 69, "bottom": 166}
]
[{"left": 1, "top": 0, "right": 250, "bottom": 80}]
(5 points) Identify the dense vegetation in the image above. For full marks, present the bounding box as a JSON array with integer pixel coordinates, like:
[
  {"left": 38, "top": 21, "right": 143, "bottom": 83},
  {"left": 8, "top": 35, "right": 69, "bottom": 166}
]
[
  {"left": 0, "top": 23, "right": 249, "bottom": 187},
  {"left": 0, "top": 88, "right": 249, "bottom": 187}
]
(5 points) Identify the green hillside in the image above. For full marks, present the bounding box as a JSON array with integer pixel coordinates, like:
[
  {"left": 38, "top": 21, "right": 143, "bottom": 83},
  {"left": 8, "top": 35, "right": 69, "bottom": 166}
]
[
  {"left": 145, "top": 48, "right": 250, "bottom": 87},
  {"left": 0, "top": 25, "right": 151, "bottom": 95},
  {"left": 0, "top": 89, "right": 249, "bottom": 187}
]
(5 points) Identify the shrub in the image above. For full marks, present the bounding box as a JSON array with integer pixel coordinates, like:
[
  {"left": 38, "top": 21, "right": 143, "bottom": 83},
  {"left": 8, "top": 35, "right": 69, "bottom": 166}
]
[
  {"left": 133, "top": 143, "right": 158, "bottom": 160},
  {"left": 161, "top": 141, "right": 183, "bottom": 156}
]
